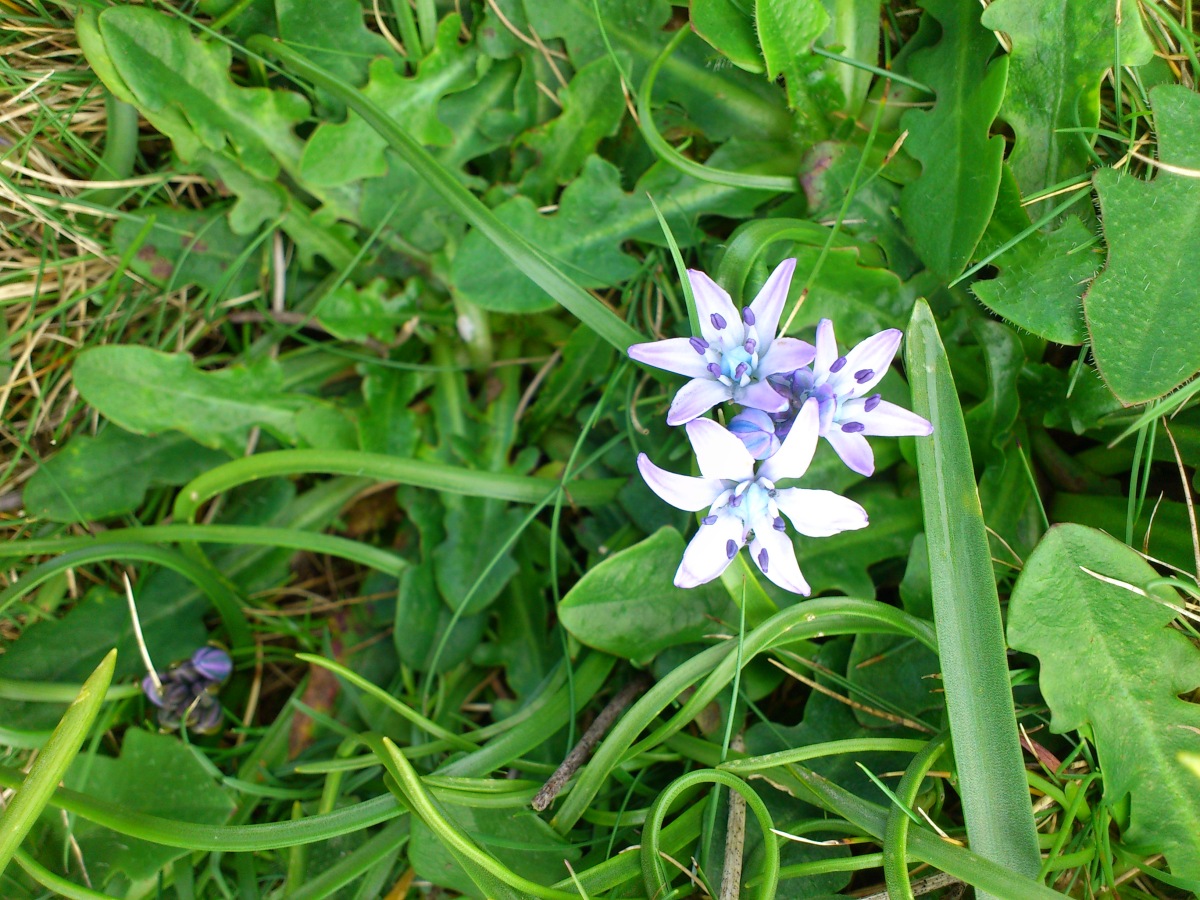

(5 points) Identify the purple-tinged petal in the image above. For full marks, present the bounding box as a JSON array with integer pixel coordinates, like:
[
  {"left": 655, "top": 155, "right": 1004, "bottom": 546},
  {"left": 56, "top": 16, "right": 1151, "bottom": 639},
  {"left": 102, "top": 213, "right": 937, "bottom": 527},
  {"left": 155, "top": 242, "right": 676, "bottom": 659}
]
[
  {"left": 830, "top": 329, "right": 902, "bottom": 396},
  {"left": 191, "top": 647, "right": 233, "bottom": 682},
  {"left": 814, "top": 318, "right": 839, "bottom": 372},
  {"left": 748, "top": 528, "right": 810, "bottom": 596},
  {"left": 685, "top": 418, "right": 755, "bottom": 482},
  {"left": 637, "top": 453, "right": 724, "bottom": 511},
  {"left": 774, "top": 488, "right": 869, "bottom": 537},
  {"left": 746, "top": 258, "right": 796, "bottom": 345},
  {"left": 825, "top": 429, "right": 875, "bottom": 476},
  {"left": 757, "top": 337, "right": 816, "bottom": 377},
  {"left": 729, "top": 409, "right": 781, "bottom": 460},
  {"left": 667, "top": 377, "right": 732, "bottom": 425},
  {"left": 734, "top": 379, "right": 789, "bottom": 414},
  {"left": 675, "top": 514, "right": 746, "bottom": 588},
  {"left": 687, "top": 270, "right": 741, "bottom": 344},
  {"left": 841, "top": 397, "right": 933, "bottom": 436},
  {"left": 142, "top": 674, "right": 166, "bottom": 707},
  {"left": 759, "top": 399, "right": 819, "bottom": 483},
  {"left": 628, "top": 338, "right": 713, "bottom": 379}
]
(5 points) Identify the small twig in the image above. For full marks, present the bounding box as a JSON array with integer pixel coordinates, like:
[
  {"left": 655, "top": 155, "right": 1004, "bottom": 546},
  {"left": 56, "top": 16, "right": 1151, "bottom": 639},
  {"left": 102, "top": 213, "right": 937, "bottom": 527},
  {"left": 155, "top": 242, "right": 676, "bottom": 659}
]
[
  {"left": 770, "top": 656, "right": 935, "bottom": 733},
  {"left": 123, "top": 573, "right": 160, "bottom": 693},
  {"left": 719, "top": 735, "right": 746, "bottom": 900},
  {"left": 532, "top": 674, "right": 651, "bottom": 811},
  {"left": 857, "top": 871, "right": 962, "bottom": 899}
]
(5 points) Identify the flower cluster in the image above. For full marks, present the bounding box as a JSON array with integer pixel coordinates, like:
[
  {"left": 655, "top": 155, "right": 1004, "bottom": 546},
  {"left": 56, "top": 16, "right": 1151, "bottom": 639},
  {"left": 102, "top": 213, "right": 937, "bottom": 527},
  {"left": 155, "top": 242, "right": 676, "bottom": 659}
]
[
  {"left": 142, "top": 646, "right": 233, "bottom": 733},
  {"left": 628, "top": 260, "right": 932, "bottom": 594}
]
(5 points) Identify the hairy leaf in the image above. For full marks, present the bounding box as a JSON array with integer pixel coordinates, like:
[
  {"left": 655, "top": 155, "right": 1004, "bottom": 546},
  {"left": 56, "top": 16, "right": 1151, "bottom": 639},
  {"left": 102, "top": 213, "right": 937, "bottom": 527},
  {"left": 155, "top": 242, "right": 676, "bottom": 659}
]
[
  {"left": 1008, "top": 525, "right": 1200, "bottom": 880},
  {"left": 689, "top": 0, "right": 763, "bottom": 73},
  {"left": 1085, "top": 85, "right": 1200, "bottom": 403},
  {"left": 980, "top": 0, "right": 1152, "bottom": 201},
  {"left": 899, "top": 0, "right": 1007, "bottom": 279},
  {"left": 755, "top": 0, "right": 831, "bottom": 113}
]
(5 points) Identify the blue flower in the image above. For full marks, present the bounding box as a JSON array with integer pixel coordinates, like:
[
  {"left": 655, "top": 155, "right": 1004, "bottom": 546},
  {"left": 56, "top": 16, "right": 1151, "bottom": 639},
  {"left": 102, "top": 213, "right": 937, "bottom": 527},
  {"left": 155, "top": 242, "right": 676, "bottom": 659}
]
[
  {"left": 764, "top": 319, "right": 933, "bottom": 475},
  {"left": 142, "top": 646, "right": 232, "bottom": 734},
  {"left": 628, "top": 259, "right": 816, "bottom": 425},
  {"left": 637, "top": 401, "right": 868, "bottom": 594}
]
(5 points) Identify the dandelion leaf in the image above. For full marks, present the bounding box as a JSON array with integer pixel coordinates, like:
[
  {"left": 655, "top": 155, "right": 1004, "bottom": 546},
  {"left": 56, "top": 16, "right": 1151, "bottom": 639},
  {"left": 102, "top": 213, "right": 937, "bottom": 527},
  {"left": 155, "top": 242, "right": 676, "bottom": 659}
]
[
  {"left": 980, "top": 0, "right": 1152, "bottom": 201},
  {"left": 899, "top": 0, "right": 1007, "bottom": 279},
  {"left": 1008, "top": 524, "right": 1200, "bottom": 881},
  {"left": 1085, "top": 85, "right": 1200, "bottom": 403}
]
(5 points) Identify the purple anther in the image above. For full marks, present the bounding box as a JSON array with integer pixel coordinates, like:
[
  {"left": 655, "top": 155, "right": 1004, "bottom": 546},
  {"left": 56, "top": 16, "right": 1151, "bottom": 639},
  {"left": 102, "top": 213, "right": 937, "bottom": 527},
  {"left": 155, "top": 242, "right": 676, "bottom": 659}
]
[
  {"left": 726, "top": 539, "right": 737, "bottom": 559},
  {"left": 773, "top": 517, "right": 787, "bottom": 532},
  {"left": 733, "top": 363, "right": 748, "bottom": 381},
  {"left": 702, "top": 515, "right": 717, "bottom": 526},
  {"left": 689, "top": 337, "right": 709, "bottom": 355},
  {"left": 742, "top": 308, "right": 755, "bottom": 326},
  {"left": 841, "top": 421, "right": 865, "bottom": 433},
  {"left": 830, "top": 356, "right": 848, "bottom": 373},
  {"left": 743, "top": 339, "right": 756, "bottom": 354},
  {"left": 707, "top": 363, "right": 722, "bottom": 377},
  {"left": 729, "top": 493, "right": 742, "bottom": 508},
  {"left": 710, "top": 313, "right": 727, "bottom": 330},
  {"left": 758, "top": 548, "right": 769, "bottom": 572},
  {"left": 865, "top": 393, "right": 882, "bottom": 412},
  {"left": 854, "top": 368, "right": 874, "bottom": 384},
  {"left": 192, "top": 647, "right": 233, "bottom": 682}
]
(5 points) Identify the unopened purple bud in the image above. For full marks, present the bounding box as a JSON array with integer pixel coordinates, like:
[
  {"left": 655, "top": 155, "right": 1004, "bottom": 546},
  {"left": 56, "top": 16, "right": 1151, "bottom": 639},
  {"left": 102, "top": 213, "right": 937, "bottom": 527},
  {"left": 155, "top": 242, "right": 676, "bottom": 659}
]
[
  {"left": 758, "top": 548, "right": 769, "bottom": 571},
  {"left": 854, "top": 368, "right": 874, "bottom": 384},
  {"left": 192, "top": 647, "right": 233, "bottom": 682},
  {"left": 767, "top": 372, "right": 792, "bottom": 397},
  {"left": 744, "top": 339, "right": 756, "bottom": 354},
  {"left": 841, "top": 421, "right": 865, "bottom": 433},
  {"left": 707, "top": 363, "right": 722, "bottom": 377},
  {"left": 710, "top": 313, "right": 727, "bottom": 330},
  {"left": 829, "top": 356, "right": 847, "bottom": 373},
  {"left": 142, "top": 674, "right": 166, "bottom": 707},
  {"left": 702, "top": 515, "right": 717, "bottom": 525},
  {"left": 865, "top": 393, "right": 882, "bottom": 412},
  {"left": 725, "top": 539, "right": 737, "bottom": 559},
  {"left": 743, "top": 308, "right": 755, "bottom": 326},
  {"left": 689, "top": 337, "right": 709, "bottom": 355},
  {"left": 773, "top": 517, "right": 786, "bottom": 532}
]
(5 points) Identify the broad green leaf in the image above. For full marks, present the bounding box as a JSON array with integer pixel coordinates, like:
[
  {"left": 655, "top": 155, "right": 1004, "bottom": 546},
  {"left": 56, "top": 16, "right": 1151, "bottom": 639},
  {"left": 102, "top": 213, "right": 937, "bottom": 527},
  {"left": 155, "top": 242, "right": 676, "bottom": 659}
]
[
  {"left": 1085, "top": 85, "right": 1200, "bottom": 403},
  {"left": 516, "top": 55, "right": 626, "bottom": 203},
  {"left": 276, "top": 0, "right": 396, "bottom": 88},
  {"left": 73, "top": 346, "right": 333, "bottom": 456},
  {"left": 452, "top": 153, "right": 772, "bottom": 313},
  {"left": 980, "top": 0, "right": 1152, "bottom": 201},
  {"left": 1050, "top": 492, "right": 1197, "bottom": 577},
  {"left": 689, "top": 0, "right": 764, "bottom": 73},
  {"left": 112, "top": 206, "right": 260, "bottom": 296},
  {"left": 99, "top": 6, "right": 309, "bottom": 178},
  {"left": 971, "top": 166, "right": 1098, "bottom": 345},
  {"left": 1008, "top": 525, "right": 1200, "bottom": 881},
  {"left": 357, "top": 367, "right": 423, "bottom": 458},
  {"left": 559, "top": 528, "right": 738, "bottom": 663},
  {"left": 315, "top": 278, "right": 416, "bottom": 343},
  {"left": 819, "top": 0, "right": 882, "bottom": 117},
  {"left": 905, "top": 300, "right": 1041, "bottom": 896},
  {"left": 24, "top": 428, "right": 227, "bottom": 523},
  {"left": 754, "top": 0, "right": 830, "bottom": 110},
  {"left": 962, "top": 319, "right": 1025, "bottom": 462},
  {"left": 899, "top": 0, "right": 1007, "bottom": 279},
  {"left": 0, "top": 650, "right": 114, "bottom": 876},
  {"left": 300, "top": 17, "right": 483, "bottom": 187},
  {"left": 432, "top": 497, "right": 525, "bottom": 616},
  {"left": 59, "top": 729, "right": 236, "bottom": 886}
]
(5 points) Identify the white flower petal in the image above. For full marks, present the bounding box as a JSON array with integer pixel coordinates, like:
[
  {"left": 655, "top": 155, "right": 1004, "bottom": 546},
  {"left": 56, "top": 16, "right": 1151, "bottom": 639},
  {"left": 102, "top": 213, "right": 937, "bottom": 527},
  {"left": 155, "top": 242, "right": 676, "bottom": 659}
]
[
  {"left": 685, "top": 418, "right": 755, "bottom": 481},
  {"left": 824, "top": 428, "right": 875, "bottom": 476},
  {"left": 830, "top": 329, "right": 902, "bottom": 396},
  {"left": 746, "top": 258, "right": 796, "bottom": 344},
  {"left": 774, "top": 488, "right": 869, "bottom": 537},
  {"left": 757, "top": 337, "right": 816, "bottom": 378},
  {"left": 759, "top": 399, "right": 819, "bottom": 483},
  {"left": 734, "top": 378, "right": 789, "bottom": 414},
  {"left": 814, "top": 318, "right": 839, "bottom": 372},
  {"left": 676, "top": 513, "right": 746, "bottom": 588},
  {"left": 637, "top": 453, "right": 724, "bottom": 511},
  {"left": 628, "top": 337, "right": 713, "bottom": 379},
  {"left": 667, "top": 377, "right": 732, "bottom": 426},
  {"left": 749, "top": 529, "right": 810, "bottom": 596},
  {"left": 840, "top": 397, "right": 933, "bottom": 436},
  {"left": 687, "top": 269, "right": 741, "bottom": 345}
]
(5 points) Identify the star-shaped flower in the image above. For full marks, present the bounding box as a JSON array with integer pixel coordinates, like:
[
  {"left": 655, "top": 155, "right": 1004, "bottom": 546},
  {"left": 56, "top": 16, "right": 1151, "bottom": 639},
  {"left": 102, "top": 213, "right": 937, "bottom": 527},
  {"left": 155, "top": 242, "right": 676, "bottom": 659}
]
[
  {"left": 636, "top": 401, "right": 869, "bottom": 594},
  {"left": 765, "top": 319, "right": 933, "bottom": 475},
  {"left": 628, "top": 259, "right": 816, "bottom": 425}
]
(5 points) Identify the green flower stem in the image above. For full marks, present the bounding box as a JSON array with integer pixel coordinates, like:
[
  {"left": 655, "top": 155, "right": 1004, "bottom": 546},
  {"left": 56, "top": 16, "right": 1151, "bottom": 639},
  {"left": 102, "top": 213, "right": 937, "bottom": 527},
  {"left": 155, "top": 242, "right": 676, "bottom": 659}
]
[
  {"left": 0, "top": 650, "right": 116, "bottom": 877},
  {"left": 172, "top": 449, "right": 624, "bottom": 524}
]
